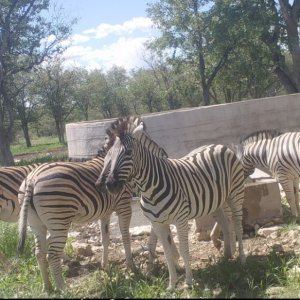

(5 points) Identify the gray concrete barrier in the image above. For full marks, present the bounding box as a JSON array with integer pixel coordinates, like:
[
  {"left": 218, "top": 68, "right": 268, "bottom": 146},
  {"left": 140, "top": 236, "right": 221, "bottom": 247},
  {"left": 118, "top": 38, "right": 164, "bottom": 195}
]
[{"left": 66, "top": 93, "right": 300, "bottom": 160}]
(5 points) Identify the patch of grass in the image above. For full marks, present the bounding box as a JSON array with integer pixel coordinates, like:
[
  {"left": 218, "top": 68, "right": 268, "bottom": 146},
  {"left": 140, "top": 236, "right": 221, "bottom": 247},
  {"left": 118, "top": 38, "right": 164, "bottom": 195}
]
[
  {"left": 11, "top": 136, "right": 66, "bottom": 156},
  {"left": 15, "top": 153, "right": 69, "bottom": 166},
  {"left": 0, "top": 221, "right": 34, "bottom": 258},
  {"left": 193, "top": 250, "right": 300, "bottom": 298},
  {"left": 0, "top": 242, "right": 300, "bottom": 298},
  {"left": 65, "top": 237, "right": 75, "bottom": 258}
]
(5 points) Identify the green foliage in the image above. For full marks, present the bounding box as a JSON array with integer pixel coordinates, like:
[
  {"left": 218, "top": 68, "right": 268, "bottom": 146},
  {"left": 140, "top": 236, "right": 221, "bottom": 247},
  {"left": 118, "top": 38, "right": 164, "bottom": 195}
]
[
  {"left": 0, "top": 222, "right": 34, "bottom": 259},
  {"left": 65, "top": 237, "right": 75, "bottom": 258}
]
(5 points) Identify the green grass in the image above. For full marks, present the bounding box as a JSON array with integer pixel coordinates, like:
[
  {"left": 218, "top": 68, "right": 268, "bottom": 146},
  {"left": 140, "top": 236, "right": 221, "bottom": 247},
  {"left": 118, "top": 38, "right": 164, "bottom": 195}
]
[
  {"left": 10, "top": 135, "right": 69, "bottom": 165},
  {"left": 11, "top": 136, "right": 66, "bottom": 156}
]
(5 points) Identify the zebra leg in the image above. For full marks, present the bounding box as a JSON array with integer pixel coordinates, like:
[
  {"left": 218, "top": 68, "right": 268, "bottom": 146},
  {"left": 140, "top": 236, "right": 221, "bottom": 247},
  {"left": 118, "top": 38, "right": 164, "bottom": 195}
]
[
  {"left": 100, "top": 217, "right": 111, "bottom": 271},
  {"left": 147, "top": 226, "right": 181, "bottom": 273},
  {"left": 213, "top": 207, "right": 232, "bottom": 259},
  {"left": 30, "top": 222, "right": 53, "bottom": 292},
  {"left": 47, "top": 229, "right": 69, "bottom": 291},
  {"left": 226, "top": 191, "right": 246, "bottom": 264},
  {"left": 293, "top": 178, "right": 300, "bottom": 220},
  {"left": 176, "top": 221, "right": 193, "bottom": 288},
  {"left": 279, "top": 177, "right": 299, "bottom": 218},
  {"left": 151, "top": 222, "right": 178, "bottom": 290},
  {"left": 146, "top": 227, "right": 158, "bottom": 272},
  {"left": 210, "top": 222, "right": 222, "bottom": 251},
  {"left": 116, "top": 210, "right": 135, "bottom": 271},
  {"left": 222, "top": 202, "right": 236, "bottom": 255}
]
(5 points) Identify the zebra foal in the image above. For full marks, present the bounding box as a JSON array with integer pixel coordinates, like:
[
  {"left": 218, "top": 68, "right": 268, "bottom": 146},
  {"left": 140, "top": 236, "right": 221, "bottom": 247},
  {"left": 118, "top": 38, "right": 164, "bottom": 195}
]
[
  {"left": 239, "top": 130, "right": 300, "bottom": 220},
  {"left": 96, "top": 119, "right": 246, "bottom": 289}
]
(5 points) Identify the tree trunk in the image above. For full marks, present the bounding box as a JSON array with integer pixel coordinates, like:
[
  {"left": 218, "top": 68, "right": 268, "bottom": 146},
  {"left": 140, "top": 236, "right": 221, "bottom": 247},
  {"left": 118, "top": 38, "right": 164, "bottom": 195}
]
[
  {"left": 21, "top": 122, "right": 32, "bottom": 147},
  {"left": 0, "top": 129, "right": 15, "bottom": 166},
  {"left": 55, "top": 119, "right": 65, "bottom": 144},
  {"left": 202, "top": 86, "right": 211, "bottom": 106}
]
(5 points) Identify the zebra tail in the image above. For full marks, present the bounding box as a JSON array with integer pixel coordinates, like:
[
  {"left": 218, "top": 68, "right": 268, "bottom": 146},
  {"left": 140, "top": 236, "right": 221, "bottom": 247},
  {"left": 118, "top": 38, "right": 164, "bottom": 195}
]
[{"left": 17, "top": 179, "right": 33, "bottom": 256}]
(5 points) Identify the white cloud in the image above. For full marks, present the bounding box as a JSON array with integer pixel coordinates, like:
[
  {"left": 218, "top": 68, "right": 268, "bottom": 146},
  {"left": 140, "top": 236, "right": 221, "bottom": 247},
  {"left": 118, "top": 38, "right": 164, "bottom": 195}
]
[
  {"left": 61, "top": 17, "right": 157, "bottom": 71},
  {"left": 62, "top": 36, "right": 151, "bottom": 71},
  {"left": 71, "top": 33, "right": 91, "bottom": 44},
  {"left": 83, "top": 17, "right": 154, "bottom": 40}
]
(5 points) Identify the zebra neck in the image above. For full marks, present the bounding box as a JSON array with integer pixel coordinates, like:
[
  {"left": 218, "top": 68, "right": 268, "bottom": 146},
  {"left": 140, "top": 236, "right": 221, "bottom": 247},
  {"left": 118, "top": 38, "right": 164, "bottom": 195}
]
[
  {"left": 246, "top": 140, "right": 270, "bottom": 170},
  {"left": 133, "top": 147, "right": 167, "bottom": 197}
]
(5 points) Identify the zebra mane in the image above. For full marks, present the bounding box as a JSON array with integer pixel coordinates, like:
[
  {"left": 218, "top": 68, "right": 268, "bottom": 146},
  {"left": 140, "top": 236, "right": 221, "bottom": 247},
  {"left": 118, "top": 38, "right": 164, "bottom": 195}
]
[
  {"left": 94, "top": 116, "right": 145, "bottom": 159},
  {"left": 108, "top": 115, "right": 168, "bottom": 158},
  {"left": 240, "top": 129, "right": 283, "bottom": 146}
]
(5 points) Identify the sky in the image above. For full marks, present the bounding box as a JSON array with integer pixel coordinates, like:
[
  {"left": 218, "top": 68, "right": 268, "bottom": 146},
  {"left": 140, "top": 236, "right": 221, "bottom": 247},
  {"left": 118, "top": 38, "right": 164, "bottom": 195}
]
[{"left": 50, "top": 0, "right": 159, "bottom": 71}]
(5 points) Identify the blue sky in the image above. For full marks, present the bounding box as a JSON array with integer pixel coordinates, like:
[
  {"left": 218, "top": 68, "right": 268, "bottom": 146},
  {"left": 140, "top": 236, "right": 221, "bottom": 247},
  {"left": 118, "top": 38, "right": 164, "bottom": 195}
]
[{"left": 50, "top": 0, "right": 158, "bottom": 71}]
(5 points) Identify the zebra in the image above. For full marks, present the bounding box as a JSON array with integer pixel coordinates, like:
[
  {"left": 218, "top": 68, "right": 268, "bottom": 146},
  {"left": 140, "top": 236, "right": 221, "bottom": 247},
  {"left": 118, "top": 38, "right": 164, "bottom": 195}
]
[
  {"left": 96, "top": 119, "right": 246, "bottom": 289},
  {"left": 16, "top": 115, "right": 172, "bottom": 292},
  {"left": 98, "top": 117, "right": 237, "bottom": 266},
  {"left": 238, "top": 130, "right": 300, "bottom": 219},
  {"left": 0, "top": 164, "right": 42, "bottom": 222}
]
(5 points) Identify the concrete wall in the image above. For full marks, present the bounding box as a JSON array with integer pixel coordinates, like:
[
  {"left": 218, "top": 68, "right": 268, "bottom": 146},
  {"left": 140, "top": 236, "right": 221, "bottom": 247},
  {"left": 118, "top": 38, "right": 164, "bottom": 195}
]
[{"left": 66, "top": 93, "right": 300, "bottom": 160}]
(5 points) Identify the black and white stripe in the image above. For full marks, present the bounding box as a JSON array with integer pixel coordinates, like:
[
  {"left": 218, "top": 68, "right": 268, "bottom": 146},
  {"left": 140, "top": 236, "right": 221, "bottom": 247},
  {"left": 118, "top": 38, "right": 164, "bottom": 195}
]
[
  {"left": 239, "top": 130, "right": 300, "bottom": 218},
  {"left": 98, "top": 121, "right": 246, "bottom": 289},
  {"left": 0, "top": 164, "right": 41, "bottom": 222}
]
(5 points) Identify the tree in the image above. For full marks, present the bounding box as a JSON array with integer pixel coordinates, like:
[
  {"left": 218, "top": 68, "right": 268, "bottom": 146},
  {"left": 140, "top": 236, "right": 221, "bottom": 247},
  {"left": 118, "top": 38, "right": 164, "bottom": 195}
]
[
  {"left": 106, "top": 66, "right": 130, "bottom": 117},
  {"left": 128, "top": 68, "right": 162, "bottom": 113},
  {"left": 0, "top": 0, "right": 74, "bottom": 165},
  {"left": 36, "top": 58, "right": 77, "bottom": 144},
  {"left": 146, "top": 0, "right": 241, "bottom": 106},
  {"left": 14, "top": 72, "right": 42, "bottom": 147},
  {"left": 219, "top": 0, "right": 300, "bottom": 94}
]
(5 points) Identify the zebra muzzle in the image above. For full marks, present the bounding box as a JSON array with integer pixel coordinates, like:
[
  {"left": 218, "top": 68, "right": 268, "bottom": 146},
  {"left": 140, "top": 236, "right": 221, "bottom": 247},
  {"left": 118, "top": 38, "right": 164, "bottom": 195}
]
[
  {"left": 105, "top": 173, "right": 123, "bottom": 194},
  {"left": 95, "top": 176, "right": 107, "bottom": 192}
]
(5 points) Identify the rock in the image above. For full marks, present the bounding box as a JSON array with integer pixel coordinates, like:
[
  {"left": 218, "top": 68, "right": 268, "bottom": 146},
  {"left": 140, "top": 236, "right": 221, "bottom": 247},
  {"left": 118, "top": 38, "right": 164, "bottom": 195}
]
[
  {"left": 254, "top": 224, "right": 260, "bottom": 235},
  {"left": 195, "top": 230, "right": 211, "bottom": 242},
  {"left": 265, "top": 286, "right": 285, "bottom": 296},
  {"left": 72, "top": 242, "right": 94, "bottom": 257},
  {"left": 257, "top": 225, "right": 283, "bottom": 237},
  {"left": 288, "top": 265, "right": 300, "bottom": 278}
]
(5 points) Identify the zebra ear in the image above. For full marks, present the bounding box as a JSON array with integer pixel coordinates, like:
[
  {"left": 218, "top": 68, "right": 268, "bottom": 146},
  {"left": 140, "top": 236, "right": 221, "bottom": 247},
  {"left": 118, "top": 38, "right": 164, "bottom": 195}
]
[{"left": 132, "top": 122, "right": 144, "bottom": 138}]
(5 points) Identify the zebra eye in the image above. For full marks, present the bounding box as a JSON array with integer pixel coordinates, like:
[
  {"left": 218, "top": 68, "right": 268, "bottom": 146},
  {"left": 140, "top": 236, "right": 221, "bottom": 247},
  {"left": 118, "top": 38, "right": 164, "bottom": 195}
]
[{"left": 125, "top": 149, "right": 133, "bottom": 156}]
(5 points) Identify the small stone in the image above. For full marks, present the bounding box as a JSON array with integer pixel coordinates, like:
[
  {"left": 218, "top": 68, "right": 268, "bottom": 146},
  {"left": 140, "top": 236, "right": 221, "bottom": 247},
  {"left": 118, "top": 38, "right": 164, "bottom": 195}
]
[
  {"left": 72, "top": 242, "right": 94, "bottom": 257},
  {"left": 257, "top": 225, "right": 283, "bottom": 237}
]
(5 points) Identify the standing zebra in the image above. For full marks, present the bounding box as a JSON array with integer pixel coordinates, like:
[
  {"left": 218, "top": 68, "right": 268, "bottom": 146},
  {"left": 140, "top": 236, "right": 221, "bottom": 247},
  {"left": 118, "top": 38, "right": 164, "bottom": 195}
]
[
  {"left": 238, "top": 130, "right": 300, "bottom": 219},
  {"left": 96, "top": 119, "right": 246, "bottom": 289},
  {"left": 0, "top": 164, "right": 42, "bottom": 222},
  {"left": 17, "top": 150, "right": 135, "bottom": 292}
]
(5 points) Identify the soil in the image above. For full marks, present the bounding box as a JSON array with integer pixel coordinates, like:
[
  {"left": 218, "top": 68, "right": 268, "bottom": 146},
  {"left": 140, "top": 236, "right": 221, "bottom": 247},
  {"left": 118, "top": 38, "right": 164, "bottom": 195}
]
[{"left": 64, "top": 207, "right": 300, "bottom": 293}]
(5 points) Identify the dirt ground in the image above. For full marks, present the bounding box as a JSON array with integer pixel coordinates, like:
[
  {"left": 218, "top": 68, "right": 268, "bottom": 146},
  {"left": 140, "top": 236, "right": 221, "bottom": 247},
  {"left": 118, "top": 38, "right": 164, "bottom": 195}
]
[{"left": 64, "top": 204, "right": 300, "bottom": 291}]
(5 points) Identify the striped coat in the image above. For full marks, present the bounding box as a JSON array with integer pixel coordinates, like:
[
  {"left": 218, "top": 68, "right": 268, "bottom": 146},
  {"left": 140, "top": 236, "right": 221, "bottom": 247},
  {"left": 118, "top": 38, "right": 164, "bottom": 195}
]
[
  {"left": 97, "top": 120, "right": 246, "bottom": 289},
  {"left": 240, "top": 130, "right": 300, "bottom": 218},
  {"left": 0, "top": 164, "right": 41, "bottom": 222}
]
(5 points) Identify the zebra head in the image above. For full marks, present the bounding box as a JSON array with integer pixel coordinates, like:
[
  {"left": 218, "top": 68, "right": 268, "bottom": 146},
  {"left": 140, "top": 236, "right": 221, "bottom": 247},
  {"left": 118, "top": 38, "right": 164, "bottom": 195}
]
[
  {"left": 95, "top": 116, "right": 145, "bottom": 193},
  {"left": 106, "top": 126, "right": 142, "bottom": 194}
]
